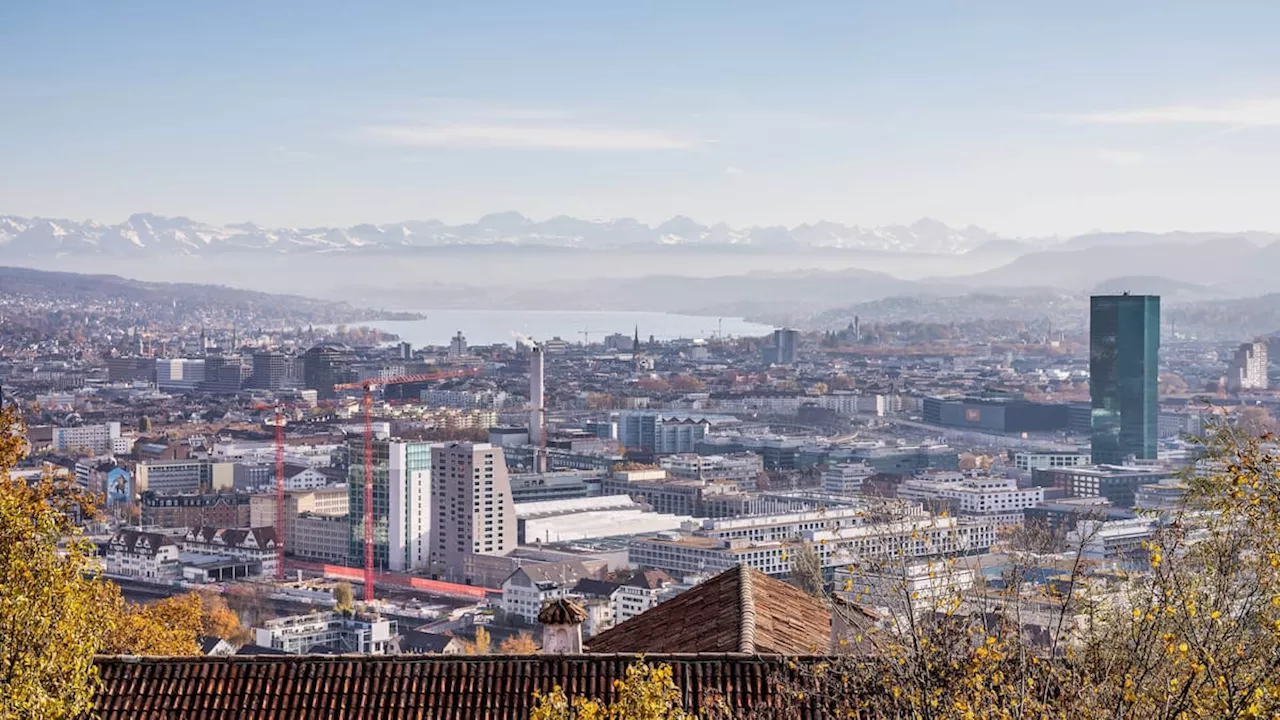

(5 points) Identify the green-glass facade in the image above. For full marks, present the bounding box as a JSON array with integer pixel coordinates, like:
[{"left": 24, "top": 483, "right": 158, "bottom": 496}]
[
  {"left": 1090, "top": 294, "right": 1160, "bottom": 465},
  {"left": 347, "top": 438, "right": 432, "bottom": 571}
]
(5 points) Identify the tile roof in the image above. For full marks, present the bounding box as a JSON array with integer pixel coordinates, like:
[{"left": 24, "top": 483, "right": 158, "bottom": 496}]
[
  {"left": 571, "top": 578, "right": 621, "bottom": 598},
  {"left": 624, "top": 568, "right": 673, "bottom": 590},
  {"left": 586, "top": 565, "right": 831, "bottom": 655},
  {"left": 93, "top": 654, "right": 812, "bottom": 719},
  {"left": 507, "top": 560, "right": 590, "bottom": 587}
]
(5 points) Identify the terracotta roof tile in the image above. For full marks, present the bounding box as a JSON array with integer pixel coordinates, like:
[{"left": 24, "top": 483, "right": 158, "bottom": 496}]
[
  {"left": 586, "top": 565, "right": 831, "bottom": 655},
  {"left": 93, "top": 654, "right": 818, "bottom": 719}
]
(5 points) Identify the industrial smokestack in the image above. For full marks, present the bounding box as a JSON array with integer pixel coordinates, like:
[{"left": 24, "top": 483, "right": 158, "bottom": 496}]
[{"left": 529, "top": 344, "right": 545, "bottom": 450}]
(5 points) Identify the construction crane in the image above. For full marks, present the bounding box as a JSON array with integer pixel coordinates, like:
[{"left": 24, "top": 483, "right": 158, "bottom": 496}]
[
  {"left": 258, "top": 402, "right": 307, "bottom": 582},
  {"left": 274, "top": 406, "right": 285, "bottom": 581},
  {"left": 333, "top": 368, "right": 480, "bottom": 603}
]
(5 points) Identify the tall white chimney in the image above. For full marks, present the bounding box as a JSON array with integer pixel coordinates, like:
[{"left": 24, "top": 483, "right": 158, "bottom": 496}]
[{"left": 529, "top": 344, "right": 545, "bottom": 450}]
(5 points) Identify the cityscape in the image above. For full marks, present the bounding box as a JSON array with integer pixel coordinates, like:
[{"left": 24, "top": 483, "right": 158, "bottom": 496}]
[{"left": 7, "top": 2, "right": 1280, "bottom": 719}]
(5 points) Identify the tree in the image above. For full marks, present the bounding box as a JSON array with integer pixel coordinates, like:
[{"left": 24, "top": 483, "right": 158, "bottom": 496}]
[
  {"left": 531, "top": 659, "right": 699, "bottom": 720},
  {"left": 498, "top": 631, "right": 539, "bottom": 655},
  {"left": 197, "top": 592, "right": 251, "bottom": 645},
  {"left": 635, "top": 377, "right": 670, "bottom": 393},
  {"left": 787, "top": 541, "right": 825, "bottom": 599},
  {"left": 0, "top": 407, "right": 112, "bottom": 720},
  {"left": 460, "top": 625, "right": 492, "bottom": 655},
  {"left": 1239, "top": 405, "right": 1274, "bottom": 437},
  {"left": 138, "top": 415, "right": 152, "bottom": 433},
  {"left": 99, "top": 592, "right": 204, "bottom": 656},
  {"left": 668, "top": 375, "right": 705, "bottom": 392},
  {"left": 333, "top": 581, "right": 354, "bottom": 614}
]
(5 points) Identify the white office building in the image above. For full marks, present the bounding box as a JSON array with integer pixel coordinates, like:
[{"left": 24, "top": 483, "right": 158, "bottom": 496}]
[
  {"left": 629, "top": 515, "right": 997, "bottom": 578},
  {"left": 659, "top": 453, "right": 763, "bottom": 488},
  {"left": 51, "top": 422, "right": 121, "bottom": 455},
  {"left": 1067, "top": 518, "right": 1157, "bottom": 562},
  {"left": 155, "top": 358, "right": 205, "bottom": 391},
  {"left": 823, "top": 462, "right": 876, "bottom": 495},
  {"left": 254, "top": 611, "right": 397, "bottom": 654},
  {"left": 1013, "top": 452, "right": 1090, "bottom": 472},
  {"left": 1228, "top": 341, "right": 1269, "bottom": 392},
  {"left": 896, "top": 474, "right": 1043, "bottom": 525}
]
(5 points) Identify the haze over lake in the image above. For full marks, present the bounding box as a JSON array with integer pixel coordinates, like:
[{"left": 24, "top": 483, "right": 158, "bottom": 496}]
[{"left": 355, "top": 309, "right": 774, "bottom": 347}]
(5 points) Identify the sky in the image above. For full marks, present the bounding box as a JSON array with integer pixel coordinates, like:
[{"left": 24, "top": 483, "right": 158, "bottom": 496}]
[{"left": 4, "top": 1, "right": 1280, "bottom": 237}]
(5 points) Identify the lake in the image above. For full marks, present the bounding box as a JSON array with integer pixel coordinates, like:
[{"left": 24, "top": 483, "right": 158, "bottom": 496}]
[{"left": 355, "top": 309, "right": 774, "bottom": 347}]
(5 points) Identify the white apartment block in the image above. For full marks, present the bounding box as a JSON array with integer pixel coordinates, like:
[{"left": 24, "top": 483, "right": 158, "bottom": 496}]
[
  {"left": 629, "top": 515, "right": 997, "bottom": 578},
  {"left": 896, "top": 475, "right": 1043, "bottom": 525},
  {"left": 500, "top": 562, "right": 588, "bottom": 625},
  {"left": 1067, "top": 518, "right": 1157, "bottom": 562},
  {"left": 614, "top": 573, "right": 673, "bottom": 624},
  {"left": 51, "top": 422, "right": 121, "bottom": 455},
  {"left": 283, "top": 467, "right": 331, "bottom": 490},
  {"left": 823, "top": 462, "right": 876, "bottom": 494},
  {"left": 1013, "top": 452, "right": 1090, "bottom": 472},
  {"left": 1228, "top": 341, "right": 1269, "bottom": 392},
  {"left": 254, "top": 611, "right": 397, "bottom": 655},
  {"left": 835, "top": 560, "right": 976, "bottom": 615},
  {"left": 688, "top": 499, "right": 923, "bottom": 544},
  {"left": 106, "top": 530, "right": 181, "bottom": 582},
  {"left": 660, "top": 453, "right": 763, "bottom": 487},
  {"left": 420, "top": 389, "right": 508, "bottom": 410},
  {"left": 430, "top": 443, "right": 517, "bottom": 583}
]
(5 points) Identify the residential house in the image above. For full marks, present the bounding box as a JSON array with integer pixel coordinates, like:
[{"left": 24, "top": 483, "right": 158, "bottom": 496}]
[
  {"left": 614, "top": 569, "right": 675, "bottom": 624},
  {"left": 105, "top": 530, "right": 180, "bottom": 582},
  {"left": 500, "top": 561, "right": 591, "bottom": 625},
  {"left": 183, "top": 526, "right": 279, "bottom": 578},
  {"left": 569, "top": 578, "right": 622, "bottom": 637}
]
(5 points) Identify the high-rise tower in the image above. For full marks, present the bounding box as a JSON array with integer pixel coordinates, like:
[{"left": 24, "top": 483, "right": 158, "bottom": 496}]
[
  {"left": 529, "top": 344, "right": 545, "bottom": 448},
  {"left": 429, "top": 443, "right": 516, "bottom": 583},
  {"left": 1090, "top": 294, "right": 1160, "bottom": 465}
]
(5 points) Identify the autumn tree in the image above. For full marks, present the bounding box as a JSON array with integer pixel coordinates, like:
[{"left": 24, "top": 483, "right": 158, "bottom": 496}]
[
  {"left": 635, "top": 377, "right": 670, "bottom": 393},
  {"left": 460, "top": 625, "right": 492, "bottom": 655},
  {"left": 333, "top": 581, "right": 354, "bottom": 614},
  {"left": 0, "top": 407, "right": 112, "bottom": 720},
  {"left": 531, "top": 659, "right": 698, "bottom": 720},
  {"left": 787, "top": 541, "right": 825, "bottom": 599},
  {"left": 100, "top": 591, "right": 204, "bottom": 656},
  {"left": 1238, "top": 405, "right": 1274, "bottom": 437},
  {"left": 498, "top": 631, "right": 539, "bottom": 655},
  {"left": 668, "top": 375, "right": 705, "bottom": 392}
]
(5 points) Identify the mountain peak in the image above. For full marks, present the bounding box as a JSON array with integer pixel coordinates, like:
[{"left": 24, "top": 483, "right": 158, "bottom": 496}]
[{"left": 0, "top": 212, "right": 1024, "bottom": 256}]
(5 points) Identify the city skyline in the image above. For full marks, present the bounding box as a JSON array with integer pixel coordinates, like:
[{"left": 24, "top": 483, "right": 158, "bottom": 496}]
[{"left": 5, "top": 2, "right": 1280, "bottom": 236}]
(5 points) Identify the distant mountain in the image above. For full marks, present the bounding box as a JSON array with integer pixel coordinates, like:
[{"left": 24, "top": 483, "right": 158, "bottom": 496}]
[
  {"left": 942, "top": 237, "right": 1280, "bottom": 296},
  {"left": 0, "top": 266, "right": 421, "bottom": 324},
  {"left": 1059, "top": 231, "right": 1280, "bottom": 251},
  {"left": 0, "top": 212, "right": 1024, "bottom": 256},
  {"left": 333, "top": 267, "right": 936, "bottom": 318},
  {"left": 1091, "top": 276, "right": 1223, "bottom": 300}
]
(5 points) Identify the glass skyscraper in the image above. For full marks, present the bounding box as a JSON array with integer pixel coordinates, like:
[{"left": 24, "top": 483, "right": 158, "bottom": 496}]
[
  {"left": 1090, "top": 294, "right": 1160, "bottom": 465},
  {"left": 348, "top": 437, "right": 433, "bottom": 572}
]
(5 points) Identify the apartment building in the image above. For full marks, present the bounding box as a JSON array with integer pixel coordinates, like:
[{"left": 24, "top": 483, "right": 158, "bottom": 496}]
[{"left": 430, "top": 443, "right": 517, "bottom": 583}]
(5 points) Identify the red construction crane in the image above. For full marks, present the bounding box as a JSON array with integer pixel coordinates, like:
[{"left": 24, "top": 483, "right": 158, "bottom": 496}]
[
  {"left": 333, "top": 367, "right": 480, "bottom": 603},
  {"left": 274, "top": 406, "right": 285, "bottom": 581}
]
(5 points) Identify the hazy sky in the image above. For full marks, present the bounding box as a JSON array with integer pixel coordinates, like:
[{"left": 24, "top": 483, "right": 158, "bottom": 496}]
[{"left": 4, "top": 1, "right": 1280, "bottom": 236}]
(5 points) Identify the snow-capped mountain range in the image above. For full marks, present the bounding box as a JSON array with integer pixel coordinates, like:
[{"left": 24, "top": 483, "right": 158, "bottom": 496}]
[{"left": 0, "top": 212, "right": 1025, "bottom": 256}]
